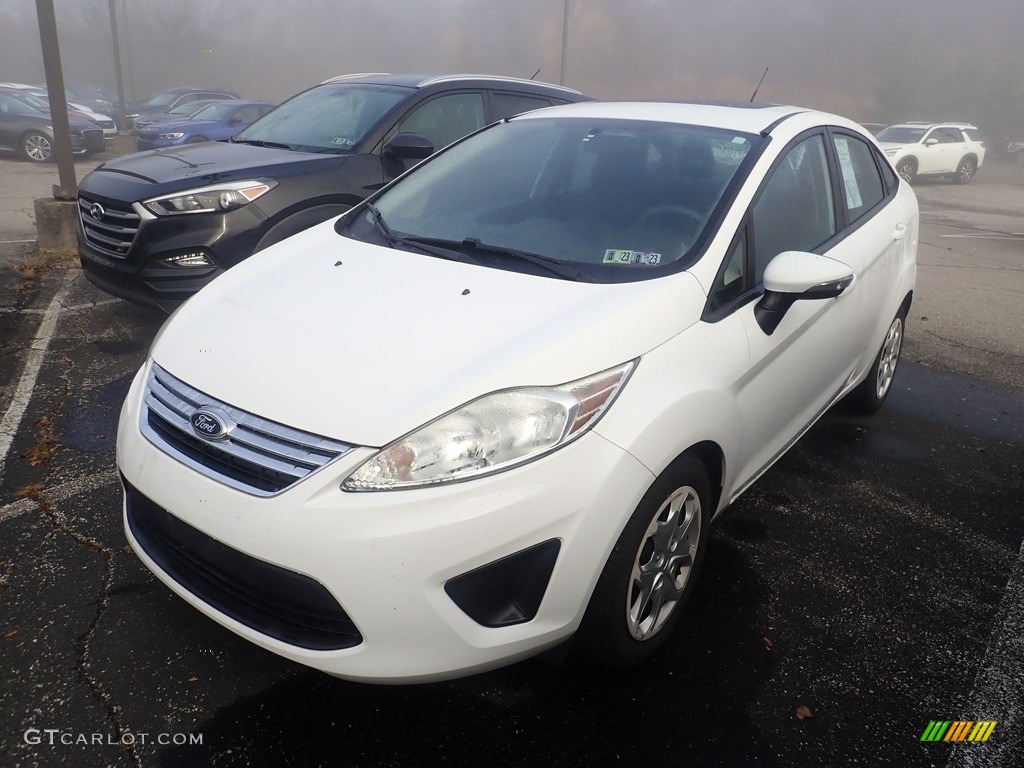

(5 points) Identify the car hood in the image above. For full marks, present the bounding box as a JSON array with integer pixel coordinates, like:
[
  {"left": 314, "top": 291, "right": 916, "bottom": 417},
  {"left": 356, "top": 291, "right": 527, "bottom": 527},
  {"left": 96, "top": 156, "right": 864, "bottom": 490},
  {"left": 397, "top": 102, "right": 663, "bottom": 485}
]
[
  {"left": 80, "top": 142, "right": 347, "bottom": 200},
  {"left": 150, "top": 220, "right": 707, "bottom": 447},
  {"left": 876, "top": 142, "right": 905, "bottom": 151}
]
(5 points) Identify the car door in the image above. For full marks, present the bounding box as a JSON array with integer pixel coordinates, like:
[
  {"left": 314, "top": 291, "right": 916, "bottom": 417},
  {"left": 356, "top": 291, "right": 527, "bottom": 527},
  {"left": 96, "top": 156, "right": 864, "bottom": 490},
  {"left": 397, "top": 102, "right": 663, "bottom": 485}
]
[
  {"left": 383, "top": 91, "right": 486, "bottom": 179},
  {"left": 703, "top": 131, "right": 879, "bottom": 489},
  {"left": 918, "top": 126, "right": 960, "bottom": 175}
]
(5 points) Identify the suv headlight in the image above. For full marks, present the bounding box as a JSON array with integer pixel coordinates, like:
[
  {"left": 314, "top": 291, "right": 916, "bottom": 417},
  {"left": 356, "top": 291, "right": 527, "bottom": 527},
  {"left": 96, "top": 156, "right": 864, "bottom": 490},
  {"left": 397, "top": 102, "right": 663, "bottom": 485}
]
[
  {"left": 158, "top": 131, "right": 185, "bottom": 140},
  {"left": 143, "top": 180, "right": 276, "bottom": 216},
  {"left": 343, "top": 361, "right": 637, "bottom": 491}
]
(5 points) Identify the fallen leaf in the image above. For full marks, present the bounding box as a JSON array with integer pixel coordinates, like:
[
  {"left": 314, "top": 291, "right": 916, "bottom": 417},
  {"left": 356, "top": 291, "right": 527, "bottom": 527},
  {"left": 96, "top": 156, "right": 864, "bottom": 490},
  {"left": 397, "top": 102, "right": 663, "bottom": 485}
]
[
  {"left": 761, "top": 636, "right": 773, "bottom": 650},
  {"left": 795, "top": 705, "right": 814, "bottom": 720},
  {"left": 187, "top": 676, "right": 199, "bottom": 682},
  {"left": 3, "top": 629, "right": 18, "bottom": 639}
]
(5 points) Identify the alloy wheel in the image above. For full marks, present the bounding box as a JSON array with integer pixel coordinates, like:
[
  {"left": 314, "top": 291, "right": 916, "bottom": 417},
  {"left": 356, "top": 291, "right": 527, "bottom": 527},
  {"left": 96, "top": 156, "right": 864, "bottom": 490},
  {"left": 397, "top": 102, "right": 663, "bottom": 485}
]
[
  {"left": 875, "top": 317, "right": 903, "bottom": 400},
  {"left": 24, "top": 134, "right": 53, "bottom": 162}
]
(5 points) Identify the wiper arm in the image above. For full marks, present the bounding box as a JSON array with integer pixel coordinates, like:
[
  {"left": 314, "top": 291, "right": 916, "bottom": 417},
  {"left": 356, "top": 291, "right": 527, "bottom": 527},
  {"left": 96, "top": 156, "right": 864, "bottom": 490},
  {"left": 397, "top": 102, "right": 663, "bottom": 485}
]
[
  {"left": 230, "top": 138, "right": 292, "bottom": 150},
  {"left": 363, "top": 205, "right": 479, "bottom": 264},
  {"left": 461, "top": 238, "right": 593, "bottom": 282}
]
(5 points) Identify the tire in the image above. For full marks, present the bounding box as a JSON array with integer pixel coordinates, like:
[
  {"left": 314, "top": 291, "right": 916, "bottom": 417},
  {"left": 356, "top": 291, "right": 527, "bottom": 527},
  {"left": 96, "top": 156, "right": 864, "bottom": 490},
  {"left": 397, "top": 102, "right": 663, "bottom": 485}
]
[
  {"left": 186, "top": 136, "right": 207, "bottom": 144},
  {"left": 21, "top": 131, "right": 53, "bottom": 163},
  {"left": 579, "top": 454, "right": 711, "bottom": 669},
  {"left": 847, "top": 308, "right": 906, "bottom": 414},
  {"left": 895, "top": 158, "right": 917, "bottom": 184},
  {"left": 952, "top": 157, "right": 976, "bottom": 184}
]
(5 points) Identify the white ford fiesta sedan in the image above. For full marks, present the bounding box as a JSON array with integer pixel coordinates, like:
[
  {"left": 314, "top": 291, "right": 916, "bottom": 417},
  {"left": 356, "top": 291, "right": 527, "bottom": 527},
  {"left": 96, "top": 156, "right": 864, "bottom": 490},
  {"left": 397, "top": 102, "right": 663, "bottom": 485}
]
[{"left": 117, "top": 101, "right": 918, "bottom": 683}]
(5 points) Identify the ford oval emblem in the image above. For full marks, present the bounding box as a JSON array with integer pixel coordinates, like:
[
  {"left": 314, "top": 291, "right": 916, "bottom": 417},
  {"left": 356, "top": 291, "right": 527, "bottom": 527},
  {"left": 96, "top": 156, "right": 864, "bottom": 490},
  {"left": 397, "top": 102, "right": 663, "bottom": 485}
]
[
  {"left": 89, "top": 202, "right": 105, "bottom": 221},
  {"left": 190, "top": 408, "right": 230, "bottom": 440}
]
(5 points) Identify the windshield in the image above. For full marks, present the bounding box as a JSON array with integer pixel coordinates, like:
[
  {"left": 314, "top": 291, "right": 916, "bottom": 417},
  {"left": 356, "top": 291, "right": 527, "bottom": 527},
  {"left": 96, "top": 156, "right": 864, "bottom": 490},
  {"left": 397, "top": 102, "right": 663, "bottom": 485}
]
[
  {"left": 169, "top": 101, "right": 211, "bottom": 116},
  {"left": 190, "top": 102, "right": 239, "bottom": 121},
  {"left": 347, "top": 117, "right": 760, "bottom": 282},
  {"left": 235, "top": 83, "right": 410, "bottom": 152},
  {"left": 876, "top": 126, "right": 927, "bottom": 143}
]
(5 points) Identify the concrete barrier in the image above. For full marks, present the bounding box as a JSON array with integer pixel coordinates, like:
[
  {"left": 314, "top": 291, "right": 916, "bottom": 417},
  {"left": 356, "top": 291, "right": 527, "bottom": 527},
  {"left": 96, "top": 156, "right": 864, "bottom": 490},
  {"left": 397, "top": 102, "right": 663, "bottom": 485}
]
[{"left": 33, "top": 197, "right": 78, "bottom": 256}]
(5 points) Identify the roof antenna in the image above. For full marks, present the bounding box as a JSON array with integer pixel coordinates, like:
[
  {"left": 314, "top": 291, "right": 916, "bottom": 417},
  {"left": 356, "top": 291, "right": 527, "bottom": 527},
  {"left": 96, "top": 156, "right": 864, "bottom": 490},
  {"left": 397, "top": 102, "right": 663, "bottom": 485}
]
[
  {"left": 750, "top": 66, "right": 769, "bottom": 103},
  {"left": 530, "top": 67, "right": 541, "bottom": 80}
]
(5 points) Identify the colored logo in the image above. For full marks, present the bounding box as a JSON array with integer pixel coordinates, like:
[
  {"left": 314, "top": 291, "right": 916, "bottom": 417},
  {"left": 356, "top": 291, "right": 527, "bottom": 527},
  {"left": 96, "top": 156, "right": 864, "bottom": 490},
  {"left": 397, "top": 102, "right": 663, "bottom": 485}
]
[
  {"left": 920, "top": 721, "right": 997, "bottom": 742},
  {"left": 189, "top": 408, "right": 231, "bottom": 440}
]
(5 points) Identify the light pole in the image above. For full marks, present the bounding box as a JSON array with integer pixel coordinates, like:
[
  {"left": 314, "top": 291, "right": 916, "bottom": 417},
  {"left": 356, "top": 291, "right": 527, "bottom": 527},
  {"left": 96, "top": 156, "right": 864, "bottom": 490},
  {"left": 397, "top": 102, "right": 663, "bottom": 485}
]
[
  {"left": 559, "top": 0, "right": 570, "bottom": 85},
  {"left": 108, "top": 0, "right": 128, "bottom": 132}
]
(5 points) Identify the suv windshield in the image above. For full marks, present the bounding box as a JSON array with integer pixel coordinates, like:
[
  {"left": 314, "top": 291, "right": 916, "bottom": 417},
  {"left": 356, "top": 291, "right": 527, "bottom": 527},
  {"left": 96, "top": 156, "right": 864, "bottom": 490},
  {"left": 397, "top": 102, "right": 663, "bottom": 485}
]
[
  {"left": 145, "top": 91, "right": 180, "bottom": 108},
  {"left": 876, "top": 126, "right": 928, "bottom": 143},
  {"left": 190, "top": 102, "right": 241, "bottom": 121},
  {"left": 346, "top": 117, "right": 760, "bottom": 282},
  {"left": 235, "top": 83, "right": 411, "bottom": 153}
]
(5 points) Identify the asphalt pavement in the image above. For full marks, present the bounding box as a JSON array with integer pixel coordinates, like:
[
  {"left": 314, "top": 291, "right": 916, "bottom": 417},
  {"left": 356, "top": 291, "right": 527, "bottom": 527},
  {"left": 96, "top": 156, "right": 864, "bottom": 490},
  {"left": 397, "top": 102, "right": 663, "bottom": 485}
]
[{"left": 1, "top": 157, "right": 1022, "bottom": 768}]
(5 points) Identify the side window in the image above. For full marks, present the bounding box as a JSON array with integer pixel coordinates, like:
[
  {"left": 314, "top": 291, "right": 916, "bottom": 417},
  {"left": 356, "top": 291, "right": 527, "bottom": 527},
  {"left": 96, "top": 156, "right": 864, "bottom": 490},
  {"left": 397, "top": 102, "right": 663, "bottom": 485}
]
[
  {"left": 751, "top": 134, "right": 836, "bottom": 283},
  {"left": 397, "top": 93, "right": 485, "bottom": 152},
  {"left": 929, "top": 127, "right": 961, "bottom": 144},
  {"left": 832, "top": 133, "right": 885, "bottom": 223},
  {"left": 232, "top": 106, "right": 260, "bottom": 124},
  {"left": 491, "top": 92, "right": 553, "bottom": 120}
]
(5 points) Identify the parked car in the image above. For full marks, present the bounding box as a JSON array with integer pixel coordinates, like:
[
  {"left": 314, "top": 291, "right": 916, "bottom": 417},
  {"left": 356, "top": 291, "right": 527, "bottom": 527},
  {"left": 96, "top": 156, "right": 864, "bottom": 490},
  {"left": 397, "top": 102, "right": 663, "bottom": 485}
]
[
  {"left": 135, "top": 100, "right": 275, "bottom": 150},
  {"left": 0, "top": 81, "right": 116, "bottom": 139},
  {"left": 876, "top": 121, "right": 985, "bottom": 183},
  {"left": 0, "top": 90, "right": 105, "bottom": 162},
  {"left": 132, "top": 99, "right": 234, "bottom": 133},
  {"left": 126, "top": 86, "right": 240, "bottom": 129},
  {"left": 66, "top": 84, "right": 120, "bottom": 118},
  {"left": 77, "top": 73, "right": 590, "bottom": 311},
  {"left": 117, "top": 100, "right": 918, "bottom": 683}
]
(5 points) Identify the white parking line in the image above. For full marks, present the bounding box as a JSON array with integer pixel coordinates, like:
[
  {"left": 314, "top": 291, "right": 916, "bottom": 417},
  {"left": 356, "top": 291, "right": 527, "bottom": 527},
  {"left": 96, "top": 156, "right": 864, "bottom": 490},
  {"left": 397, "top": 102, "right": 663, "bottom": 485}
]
[
  {"left": 946, "top": 539, "right": 1024, "bottom": 766},
  {"left": 0, "top": 239, "right": 38, "bottom": 244},
  {"left": 939, "top": 234, "right": 1024, "bottom": 240},
  {"left": 0, "top": 468, "right": 119, "bottom": 523},
  {"left": 0, "top": 269, "right": 74, "bottom": 479}
]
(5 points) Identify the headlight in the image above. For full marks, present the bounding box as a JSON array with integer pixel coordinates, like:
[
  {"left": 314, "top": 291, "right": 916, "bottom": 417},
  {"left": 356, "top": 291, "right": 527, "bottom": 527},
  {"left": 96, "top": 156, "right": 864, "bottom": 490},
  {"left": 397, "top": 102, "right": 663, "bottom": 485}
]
[
  {"left": 158, "top": 131, "right": 185, "bottom": 140},
  {"left": 142, "top": 180, "right": 276, "bottom": 216},
  {"left": 343, "top": 361, "right": 637, "bottom": 491}
]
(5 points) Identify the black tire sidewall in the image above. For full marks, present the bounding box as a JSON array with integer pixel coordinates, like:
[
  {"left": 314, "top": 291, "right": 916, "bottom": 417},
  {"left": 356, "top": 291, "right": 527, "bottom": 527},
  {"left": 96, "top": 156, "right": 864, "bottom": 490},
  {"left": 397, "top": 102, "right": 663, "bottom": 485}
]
[{"left": 580, "top": 455, "right": 711, "bottom": 669}]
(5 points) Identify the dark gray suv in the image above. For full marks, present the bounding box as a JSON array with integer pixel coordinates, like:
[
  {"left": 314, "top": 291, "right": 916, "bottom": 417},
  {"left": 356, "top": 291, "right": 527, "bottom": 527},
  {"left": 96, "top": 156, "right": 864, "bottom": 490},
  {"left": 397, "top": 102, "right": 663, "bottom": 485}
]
[{"left": 77, "top": 74, "right": 590, "bottom": 311}]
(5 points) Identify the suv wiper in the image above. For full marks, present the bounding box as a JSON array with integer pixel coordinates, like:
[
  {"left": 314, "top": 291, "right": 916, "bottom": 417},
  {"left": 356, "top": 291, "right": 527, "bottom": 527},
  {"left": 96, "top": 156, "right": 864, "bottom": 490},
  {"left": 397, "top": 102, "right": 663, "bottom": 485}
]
[
  {"left": 230, "top": 138, "right": 293, "bottom": 150},
  {"left": 460, "top": 237, "right": 593, "bottom": 282},
  {"left": 363, "top": 204, "right": 479, "bottom": 264}
]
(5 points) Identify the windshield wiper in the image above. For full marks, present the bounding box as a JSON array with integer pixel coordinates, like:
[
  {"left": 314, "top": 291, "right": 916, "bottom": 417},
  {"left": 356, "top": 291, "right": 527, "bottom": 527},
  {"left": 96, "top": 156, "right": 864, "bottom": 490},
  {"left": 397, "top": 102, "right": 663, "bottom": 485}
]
[
  {"left": 230, "top": 138, "right": 293, "bottom": 150},
  {"left": 459, "top": 238, "right": 593, "bottom": 282},
  {"left": 363, "top": 204, "right": 479, "bottom": 264}
]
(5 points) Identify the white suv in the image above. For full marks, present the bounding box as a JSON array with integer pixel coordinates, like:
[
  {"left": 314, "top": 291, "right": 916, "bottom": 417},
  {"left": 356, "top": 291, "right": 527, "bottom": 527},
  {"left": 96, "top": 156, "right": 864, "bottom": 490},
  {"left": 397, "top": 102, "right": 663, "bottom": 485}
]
[{"left": 876, "top": 122, "right": 985, "bottom": 184}]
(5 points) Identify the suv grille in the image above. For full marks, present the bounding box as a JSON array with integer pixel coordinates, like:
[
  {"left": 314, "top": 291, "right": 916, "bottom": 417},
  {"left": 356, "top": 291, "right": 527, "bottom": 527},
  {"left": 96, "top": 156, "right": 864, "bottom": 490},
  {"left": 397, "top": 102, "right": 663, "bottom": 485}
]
[
  {"left": 141, "top": 364, "right": 354, "bottom": 496},
  {"left": 78, "top": 193, "right": 141, "bottom": 259}
]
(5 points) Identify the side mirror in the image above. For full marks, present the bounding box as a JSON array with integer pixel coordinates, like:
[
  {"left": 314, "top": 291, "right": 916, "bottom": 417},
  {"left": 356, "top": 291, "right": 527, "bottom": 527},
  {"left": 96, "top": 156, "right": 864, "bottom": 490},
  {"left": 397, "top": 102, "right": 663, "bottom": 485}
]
[
  {"left": 755, "top": 251, "right": 855, "bottom": 335},
  {"left": 384, "top": 132, "right": 434, "bottom": 161},
  {"left": 228, "top": 116, "right": 243, "bottom": 126},
  {"left": 924, "top": 138, "right": 939, "bottom": 146}
]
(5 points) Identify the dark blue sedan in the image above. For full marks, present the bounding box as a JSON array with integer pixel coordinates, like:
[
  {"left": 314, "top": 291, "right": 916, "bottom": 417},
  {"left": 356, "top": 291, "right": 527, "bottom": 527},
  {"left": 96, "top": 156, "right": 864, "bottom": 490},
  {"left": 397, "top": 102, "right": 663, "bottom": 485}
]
[{"left": 136, "top": 100, "right": 275, "bottom": 150}]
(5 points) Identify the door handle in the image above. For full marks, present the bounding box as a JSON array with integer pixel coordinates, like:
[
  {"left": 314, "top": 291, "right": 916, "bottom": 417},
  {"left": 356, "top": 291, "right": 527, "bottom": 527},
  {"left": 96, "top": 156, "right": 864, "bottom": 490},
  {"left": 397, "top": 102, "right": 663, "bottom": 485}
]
[{"left": 893, "top": 223, "right": 907, "bottom": 242}]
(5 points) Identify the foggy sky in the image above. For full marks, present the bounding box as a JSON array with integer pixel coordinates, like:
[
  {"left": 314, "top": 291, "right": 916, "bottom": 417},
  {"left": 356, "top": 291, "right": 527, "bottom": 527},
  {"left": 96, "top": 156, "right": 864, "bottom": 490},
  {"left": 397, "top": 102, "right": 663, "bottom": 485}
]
[{"left": 1, "top": 0, "right": 1022, "bottom": 136}]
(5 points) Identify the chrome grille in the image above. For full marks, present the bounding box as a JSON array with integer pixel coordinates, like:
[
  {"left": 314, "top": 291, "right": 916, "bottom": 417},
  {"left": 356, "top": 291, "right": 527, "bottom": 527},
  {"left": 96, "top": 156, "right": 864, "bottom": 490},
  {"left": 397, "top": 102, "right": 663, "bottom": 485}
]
[
  {"left": 141, "top": 364, "right": 355, "bottom": 496},
  {"left": 78, "top": 193, "right": 141, "bottom": 259}
]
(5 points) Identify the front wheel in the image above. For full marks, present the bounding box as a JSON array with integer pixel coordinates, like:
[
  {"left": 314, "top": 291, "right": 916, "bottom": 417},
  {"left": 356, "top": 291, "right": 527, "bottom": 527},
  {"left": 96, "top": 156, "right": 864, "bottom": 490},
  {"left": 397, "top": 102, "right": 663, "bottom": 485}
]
[
  {"left": 21, "top": 131, "right": 53, "bottom": 163},
  {"left": 579, "top": 455, "right": 710, "bottom": 669},
  {"left": 895, "top": 158, "right": 917, "bottom": 184},
  {"left": 952, "top": 157, "right": 976, "bottom": 184},
  {"left": 847, "top": 310, "right": 906, "bottom": 414}
]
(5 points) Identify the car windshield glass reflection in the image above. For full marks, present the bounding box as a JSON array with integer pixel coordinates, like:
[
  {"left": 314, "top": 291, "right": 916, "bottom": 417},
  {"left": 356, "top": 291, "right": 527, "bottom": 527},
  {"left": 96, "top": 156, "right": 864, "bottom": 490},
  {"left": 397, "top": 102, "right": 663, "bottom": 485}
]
[
  {"left": 190, "top": 102, "right": 240, "bottom": 121},
  {"left": 235, "top": 84, "right": 410, "bottom": 153},
  {"left": 351, "top": 118, "right": 760, "bottom": 282}
]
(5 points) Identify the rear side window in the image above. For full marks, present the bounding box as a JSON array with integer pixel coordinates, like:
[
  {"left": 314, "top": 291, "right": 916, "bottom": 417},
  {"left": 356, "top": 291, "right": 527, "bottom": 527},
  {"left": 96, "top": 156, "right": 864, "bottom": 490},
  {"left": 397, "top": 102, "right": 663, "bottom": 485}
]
[
  {"left": 832, "top": 134, "right": 885, "bottom": 223},
  {"left": 398, "top": 93, "right": 485, "bottom": 151},
  {"left": 491, "top": 92, "right": 553, "bottom": 120}
]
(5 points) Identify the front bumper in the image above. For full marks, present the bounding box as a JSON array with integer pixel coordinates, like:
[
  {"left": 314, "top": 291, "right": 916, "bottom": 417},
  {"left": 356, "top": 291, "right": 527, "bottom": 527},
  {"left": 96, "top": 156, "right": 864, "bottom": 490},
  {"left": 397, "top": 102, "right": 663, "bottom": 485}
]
[
  {"left": 117, "top": 363, "right": 655, "bottom": 683},
  {"left": 77, "top": 192, "right": 267, "bottom": 312}
]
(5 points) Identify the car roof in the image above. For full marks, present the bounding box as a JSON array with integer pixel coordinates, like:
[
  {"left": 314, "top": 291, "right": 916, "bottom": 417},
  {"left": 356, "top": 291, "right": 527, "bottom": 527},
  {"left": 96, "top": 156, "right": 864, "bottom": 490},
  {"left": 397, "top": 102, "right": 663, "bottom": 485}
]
[
  {"left": 891, "top": 121, "right": 978, "bottom": 129},
  {"left": 318, "top": 72, "right": 585, "bottom": 97},
  {"left": 511, "top": 100, "right": 817, "bottom": 135}
]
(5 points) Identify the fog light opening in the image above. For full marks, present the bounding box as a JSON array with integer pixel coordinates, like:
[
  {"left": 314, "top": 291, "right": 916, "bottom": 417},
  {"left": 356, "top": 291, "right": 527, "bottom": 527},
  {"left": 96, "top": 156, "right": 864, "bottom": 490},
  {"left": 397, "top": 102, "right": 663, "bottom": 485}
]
[{"left": 163, "top": 251, "right": 214, "bottom": 267}]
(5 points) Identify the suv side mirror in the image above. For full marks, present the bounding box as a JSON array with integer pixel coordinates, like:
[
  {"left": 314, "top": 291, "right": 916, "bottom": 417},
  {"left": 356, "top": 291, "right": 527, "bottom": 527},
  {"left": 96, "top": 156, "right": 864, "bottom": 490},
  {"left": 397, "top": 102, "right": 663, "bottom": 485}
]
[
  {"left": 924, "top": 137, "right": 939, "bottom": 146},
  {"left": 754, "top": 251, "right": 855, "bottom": 335},
  {"left": 385, "top": 132, "right": 434, "bottom": 160}
]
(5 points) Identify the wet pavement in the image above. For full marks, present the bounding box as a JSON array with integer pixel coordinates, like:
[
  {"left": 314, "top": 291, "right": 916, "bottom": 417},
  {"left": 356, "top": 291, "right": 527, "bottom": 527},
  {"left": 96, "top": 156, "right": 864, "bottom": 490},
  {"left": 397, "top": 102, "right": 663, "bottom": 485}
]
[{"left": 1, "top": 164, "right": 1022, "bottom": 767}]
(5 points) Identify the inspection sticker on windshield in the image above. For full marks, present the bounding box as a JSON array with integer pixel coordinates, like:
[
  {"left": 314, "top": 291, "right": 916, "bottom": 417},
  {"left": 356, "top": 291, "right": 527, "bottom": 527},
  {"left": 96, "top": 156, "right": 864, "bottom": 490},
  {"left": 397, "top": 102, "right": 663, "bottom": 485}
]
[
  {"left": 603, "top": 249, "right": 662, "bottom": 266},
  {"left": 331, "top": 137, "right": 355, "bottom": 146}
]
